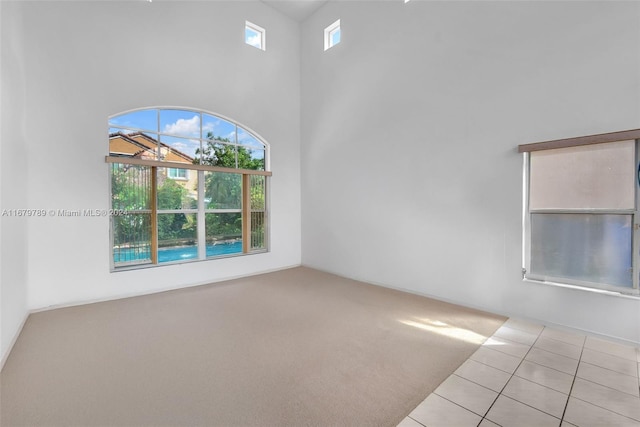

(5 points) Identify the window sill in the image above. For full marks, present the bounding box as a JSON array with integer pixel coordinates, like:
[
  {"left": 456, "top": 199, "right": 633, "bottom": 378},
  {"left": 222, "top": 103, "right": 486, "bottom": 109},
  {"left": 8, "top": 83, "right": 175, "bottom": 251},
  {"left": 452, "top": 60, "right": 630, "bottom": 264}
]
[
  {"left": 523, "top": 277, "right": 640, "bottom": 300},
  {"left": 111, "top": 248, "right": 268, "bottom": 272}
]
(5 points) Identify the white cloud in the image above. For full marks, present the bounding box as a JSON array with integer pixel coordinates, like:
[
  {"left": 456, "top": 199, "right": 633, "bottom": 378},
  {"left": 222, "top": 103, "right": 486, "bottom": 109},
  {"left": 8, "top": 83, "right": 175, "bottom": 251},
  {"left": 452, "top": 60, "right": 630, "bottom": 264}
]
[
  {"left": 171, "top": 142, "right": 188, "bottom": 151},
  {"left": 163, "top": 115, "right": 200, "bottom": 137},
  {"left": 246, "top": 34, "right": 261, "bottom": 49},
  {"left": 202, "top": 121, "right": 215, "bottom": 134}
]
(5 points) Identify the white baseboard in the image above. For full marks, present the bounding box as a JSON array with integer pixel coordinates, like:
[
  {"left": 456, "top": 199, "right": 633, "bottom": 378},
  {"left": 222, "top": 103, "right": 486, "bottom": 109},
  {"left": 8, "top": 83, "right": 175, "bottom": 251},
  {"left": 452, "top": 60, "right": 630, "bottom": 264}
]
[
  {"left": 30, "top": 264, "right": 302, "bottom": 314},
  {"left": 1, "top": 312, "right": 29, "bottom": 372}
]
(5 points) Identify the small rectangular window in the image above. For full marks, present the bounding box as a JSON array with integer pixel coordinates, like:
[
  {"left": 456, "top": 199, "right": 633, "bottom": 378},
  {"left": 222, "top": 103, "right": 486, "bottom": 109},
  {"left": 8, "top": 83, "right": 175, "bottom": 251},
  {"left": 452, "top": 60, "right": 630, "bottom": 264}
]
[
  {"left": 167, "top": 168, "right": 188, "bottom": 180},
  {"left": 245, "top": 21, "right": 266, "bottom": 51},
  {"left": 324, "top": 19, "right": 341, "bottom": 51}
]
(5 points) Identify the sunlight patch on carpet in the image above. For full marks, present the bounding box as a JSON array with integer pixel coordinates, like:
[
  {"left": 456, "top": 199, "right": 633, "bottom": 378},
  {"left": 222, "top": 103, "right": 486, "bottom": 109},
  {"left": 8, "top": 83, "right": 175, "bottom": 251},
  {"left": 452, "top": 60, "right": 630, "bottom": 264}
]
[{"left": 399, "top": 318, "right": 487, "bottom": 345}]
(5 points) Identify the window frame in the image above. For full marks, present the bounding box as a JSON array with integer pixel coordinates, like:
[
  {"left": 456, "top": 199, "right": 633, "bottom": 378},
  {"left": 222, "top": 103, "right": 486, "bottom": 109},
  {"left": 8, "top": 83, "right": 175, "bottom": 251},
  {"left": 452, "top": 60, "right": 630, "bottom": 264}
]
[
  {"left": 107, "top": 107, "right": 271, "bottom": 271},
  {"left": 167, "top": 167, "right": 188, "bottom": 180},
  {"left": 324, "top": 19, "right": 341, "bottom": 51},
  {"left": 245, "top": 20, "right": 266, "bottom": 51},
  {"left": 520, "top": 129, "right": 640, "bottom": 296}
]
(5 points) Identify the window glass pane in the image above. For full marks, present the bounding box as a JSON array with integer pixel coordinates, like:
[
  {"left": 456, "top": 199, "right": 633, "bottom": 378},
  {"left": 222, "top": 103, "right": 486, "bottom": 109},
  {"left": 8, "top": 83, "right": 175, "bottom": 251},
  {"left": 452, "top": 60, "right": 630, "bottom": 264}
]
[
  {"left": 157, "top": 168, "right": 197, "bottom": 210},
  {"left": 109, "top": 131, "right": 160, "bottom": 159},
  {"left": 530, "top": 213, "right": 632, "bottom": 288},
  {"left": 157, "top": 213, "right": 198, "bottom": 263},
  {"left": 158, "top": 245, "right": 198, "bottom": 263},
  {"left": 330, "top": 27, "right": 341, "bottom": 46},
  {"left": 111, "top": 164, "right": 151, "bottom": 210},
  {"left": 197, "top": 141, "right": 237, "bottom": 168},
  {"left": 160, "top": 110, "right": 201, "bottom": 139},
  {"left": 204, "top": 172, "right": 241, "bottom": 209},
  {"left": 205, "top": 213, "right": 242, "bottom": 256},
  {"left": 529, "top": 140, "right": 635, "bottom": 210},
  {"left": 109, "top": 127, "right": 140, "bottom": 136},
  {"left": 109, "top": 109, "right": 158, "bottom": 131},
  {"left": 250, "top": 175, "right": 265, "bottom": 211},
  {"left": 247, "top": 149, "right": 265, "bottom": 171},
  {"left": 202, "top": 115, "right": 235, "bottom": 143},
  {"left": 167, "top": 168, "right": 188, "bottom": 179},
  {"left": 244, "top": 22, "right": 264, "bottom": 50},
  {"left": 112, "top": 213, "right": 152, "bottom": 265},
  {"left": 159, "top": 135, "right": 199, "bottom": 162},
  {"left": 237, "top": 129, "right": 266, "bottom": 170},
  {"left": 237, "top": 127, "right": 264, "bottom": 149},
  {"left": 250, "top": 175, "right": 266, "bottom": 250},
  {"left": 251, "top": 212, "right": 265, "bottom": 250}
]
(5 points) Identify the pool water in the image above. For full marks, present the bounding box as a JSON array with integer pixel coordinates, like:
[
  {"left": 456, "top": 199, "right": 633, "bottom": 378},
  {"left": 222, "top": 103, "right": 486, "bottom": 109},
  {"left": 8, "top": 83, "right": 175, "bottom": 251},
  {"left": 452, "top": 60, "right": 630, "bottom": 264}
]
[{"left": 114, "top": 241, "right": 243, "bottom": 264}]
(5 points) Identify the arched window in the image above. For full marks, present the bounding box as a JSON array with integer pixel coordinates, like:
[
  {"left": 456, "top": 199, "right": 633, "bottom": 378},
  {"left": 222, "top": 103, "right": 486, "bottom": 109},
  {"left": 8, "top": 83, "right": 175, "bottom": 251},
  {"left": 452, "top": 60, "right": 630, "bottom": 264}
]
[{"left": 107, "top": 107, "right": 270, "bottom": 270}]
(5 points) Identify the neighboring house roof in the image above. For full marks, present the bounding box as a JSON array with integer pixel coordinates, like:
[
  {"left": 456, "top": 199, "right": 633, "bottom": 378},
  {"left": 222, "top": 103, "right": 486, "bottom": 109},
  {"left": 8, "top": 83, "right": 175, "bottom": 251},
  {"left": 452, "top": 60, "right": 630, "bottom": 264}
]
[{"left": 109, "top": 132, "right": 194, "bottom": 164}]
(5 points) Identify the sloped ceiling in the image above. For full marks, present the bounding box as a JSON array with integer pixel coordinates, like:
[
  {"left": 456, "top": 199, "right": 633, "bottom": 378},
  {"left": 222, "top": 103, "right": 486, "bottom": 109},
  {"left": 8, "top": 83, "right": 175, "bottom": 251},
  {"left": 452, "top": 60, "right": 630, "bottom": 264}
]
[{"left": 261, "top": 0, "right": 328, "bottom": 22}]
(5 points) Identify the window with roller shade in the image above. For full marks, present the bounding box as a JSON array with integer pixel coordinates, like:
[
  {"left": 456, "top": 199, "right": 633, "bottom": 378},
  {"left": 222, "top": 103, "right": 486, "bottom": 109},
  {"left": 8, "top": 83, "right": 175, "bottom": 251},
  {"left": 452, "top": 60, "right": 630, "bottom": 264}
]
[{"left": 520, "top": 133, "right": 640, "bottom": 295}]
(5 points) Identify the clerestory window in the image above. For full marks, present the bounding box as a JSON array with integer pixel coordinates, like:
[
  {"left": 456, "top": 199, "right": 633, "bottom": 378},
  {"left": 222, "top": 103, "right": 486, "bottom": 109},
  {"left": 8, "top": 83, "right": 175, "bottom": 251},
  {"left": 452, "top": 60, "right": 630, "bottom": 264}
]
[
  {"left": 245, "top": 21, "right": 266, "bottom": 50},
  {"left": 324, "top": 19, "right": 341, "bottom": 51},
  {"left": 520, "top": 129, "right": 640, "bottom": 296},
  {"left": 107, "top": 107, "right": 270, "bottom": 270}
]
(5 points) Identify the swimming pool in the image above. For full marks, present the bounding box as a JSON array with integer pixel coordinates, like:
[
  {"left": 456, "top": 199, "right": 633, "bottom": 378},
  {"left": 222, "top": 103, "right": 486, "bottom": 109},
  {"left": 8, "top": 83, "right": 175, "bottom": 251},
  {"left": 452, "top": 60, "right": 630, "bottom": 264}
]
[{"left": 114, "top": 240, "right": 243, "bottom": 264}]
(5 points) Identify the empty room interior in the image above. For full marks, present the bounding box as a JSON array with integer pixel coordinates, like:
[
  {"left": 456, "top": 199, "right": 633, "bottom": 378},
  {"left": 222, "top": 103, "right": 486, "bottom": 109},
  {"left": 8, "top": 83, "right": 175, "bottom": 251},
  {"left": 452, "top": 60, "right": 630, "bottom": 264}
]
[{"left": 1, "top": 1, "right": 640, "bottom": 426}]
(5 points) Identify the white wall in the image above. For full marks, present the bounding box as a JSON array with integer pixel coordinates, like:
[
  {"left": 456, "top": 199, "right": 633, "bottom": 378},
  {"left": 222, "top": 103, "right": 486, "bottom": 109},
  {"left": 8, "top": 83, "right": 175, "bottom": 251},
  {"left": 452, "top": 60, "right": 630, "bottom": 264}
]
[
  {"left": 1, "top": 2, "right": 29, "bottom": 364},
  {"left": 301, "top": 1, "right": 640, "bottom": 344},
  {"left": 3, "top": 0, "right": 640, "bottom": 365},
  {"left": 12, "top": 1, "right": 301, "bottom": 310}
]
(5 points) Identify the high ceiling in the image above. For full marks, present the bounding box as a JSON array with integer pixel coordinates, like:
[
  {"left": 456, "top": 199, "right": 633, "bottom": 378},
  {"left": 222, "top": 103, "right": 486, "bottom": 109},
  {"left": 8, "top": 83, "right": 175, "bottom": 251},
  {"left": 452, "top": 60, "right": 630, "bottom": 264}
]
[{"left": 261, "top": 0, "right": 328, "bottom": 22}]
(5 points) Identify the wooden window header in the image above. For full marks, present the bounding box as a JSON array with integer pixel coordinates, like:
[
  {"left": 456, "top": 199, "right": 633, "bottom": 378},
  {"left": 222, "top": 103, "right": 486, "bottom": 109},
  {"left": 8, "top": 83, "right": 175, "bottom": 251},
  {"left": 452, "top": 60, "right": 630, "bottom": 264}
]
[
  {"left": 105, "top": 156, "right": 272, "bottom": 177},
  {"left": 518, "top": 129, "right": 640, "bottom": 153}
]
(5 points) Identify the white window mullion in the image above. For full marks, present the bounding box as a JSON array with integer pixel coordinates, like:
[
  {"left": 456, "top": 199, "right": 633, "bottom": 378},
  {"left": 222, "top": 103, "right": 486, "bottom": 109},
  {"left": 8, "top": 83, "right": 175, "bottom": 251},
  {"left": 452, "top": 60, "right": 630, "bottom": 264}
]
[
  {"left": 633, "top": 139, "right": 640, "bottom": 290},
  {"left": 197, "top": 170, "right": 206, "bottom": 260}
]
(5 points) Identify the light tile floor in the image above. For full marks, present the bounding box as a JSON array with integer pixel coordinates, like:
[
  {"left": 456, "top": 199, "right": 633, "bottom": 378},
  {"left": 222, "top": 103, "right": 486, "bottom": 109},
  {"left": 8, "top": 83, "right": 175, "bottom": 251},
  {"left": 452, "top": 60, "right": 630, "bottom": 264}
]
[{"left": 398, "top": 318, "right": 640, "bottom": 427}]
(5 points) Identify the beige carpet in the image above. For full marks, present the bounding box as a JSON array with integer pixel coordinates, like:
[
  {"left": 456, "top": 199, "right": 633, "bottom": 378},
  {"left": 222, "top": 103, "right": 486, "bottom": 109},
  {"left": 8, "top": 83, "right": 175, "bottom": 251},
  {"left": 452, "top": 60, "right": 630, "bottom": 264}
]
[{"left": 1, "top": 267, "right": 506, "bottom": 426}]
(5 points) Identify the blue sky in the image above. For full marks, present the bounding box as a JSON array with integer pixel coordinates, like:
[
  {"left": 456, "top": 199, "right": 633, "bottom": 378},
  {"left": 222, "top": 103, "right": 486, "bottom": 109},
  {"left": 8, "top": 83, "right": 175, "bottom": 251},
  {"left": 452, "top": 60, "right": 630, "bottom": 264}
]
[{"left": 109, "top": 108, "right": 266, "bottom": 160}]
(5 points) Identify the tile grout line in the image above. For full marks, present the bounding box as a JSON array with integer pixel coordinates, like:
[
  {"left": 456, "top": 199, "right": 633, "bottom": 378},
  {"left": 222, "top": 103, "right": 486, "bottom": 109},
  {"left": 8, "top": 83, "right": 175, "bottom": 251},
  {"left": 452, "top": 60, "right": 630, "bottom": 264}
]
[
  {"left": 430, "top": 392, "right": 490, "bottom": 422},
  {"left": 402, "top": 321, "right": 640, "bottom": 427},
  {"left": 580, "top": 352, "right": 640, "bottom": 377},
  {"left": 488, "top": 326, "right": 640, "bottom": 426},
  {"left": 407, "top": 415, "right": 426, "bottom": 427},
  {"left": 569, "top": 394, "right": 640, "bottom": 423},
  {"left": 580, "top": 359, "right": 638, "bottom": 382},
  {"left": 583, "top": 344, "right": 640, "bottom": 363},
  {"left": 476, "top": 324, "right": 546, "bottom": 426},
  {"left": 575, "top": 375, "right": 640, "bottom": 398},
  {"left": 559, "top": 334, "right": 586, "bottom": 424},
  {"left": 468, "top": 348, "right": 522, "bottom": 375},
  {"left": 480, "top": 323, "right": 640, "bottom": 427},
  {"left": 490, "top": 394, "right": 564, "bottom": 424}
]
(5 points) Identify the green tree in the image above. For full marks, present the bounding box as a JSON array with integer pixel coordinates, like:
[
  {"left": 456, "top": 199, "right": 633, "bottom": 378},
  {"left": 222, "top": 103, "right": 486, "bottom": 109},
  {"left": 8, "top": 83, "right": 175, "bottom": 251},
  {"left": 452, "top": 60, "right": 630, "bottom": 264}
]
[
  {"left": 111, "top": 165, "right": 150, "bottom": 211},
  {"left": 156, "top": 177, "right": 197, "bottom": 245},
  {"left": 194, "top": 132, "right": 264, "bottom": 170},
  {"left": 111, "top": 165, "right": 151, "bottom": 254},
  {"left": 193, "top": 133, "right": 266, "bottom": 244}
]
